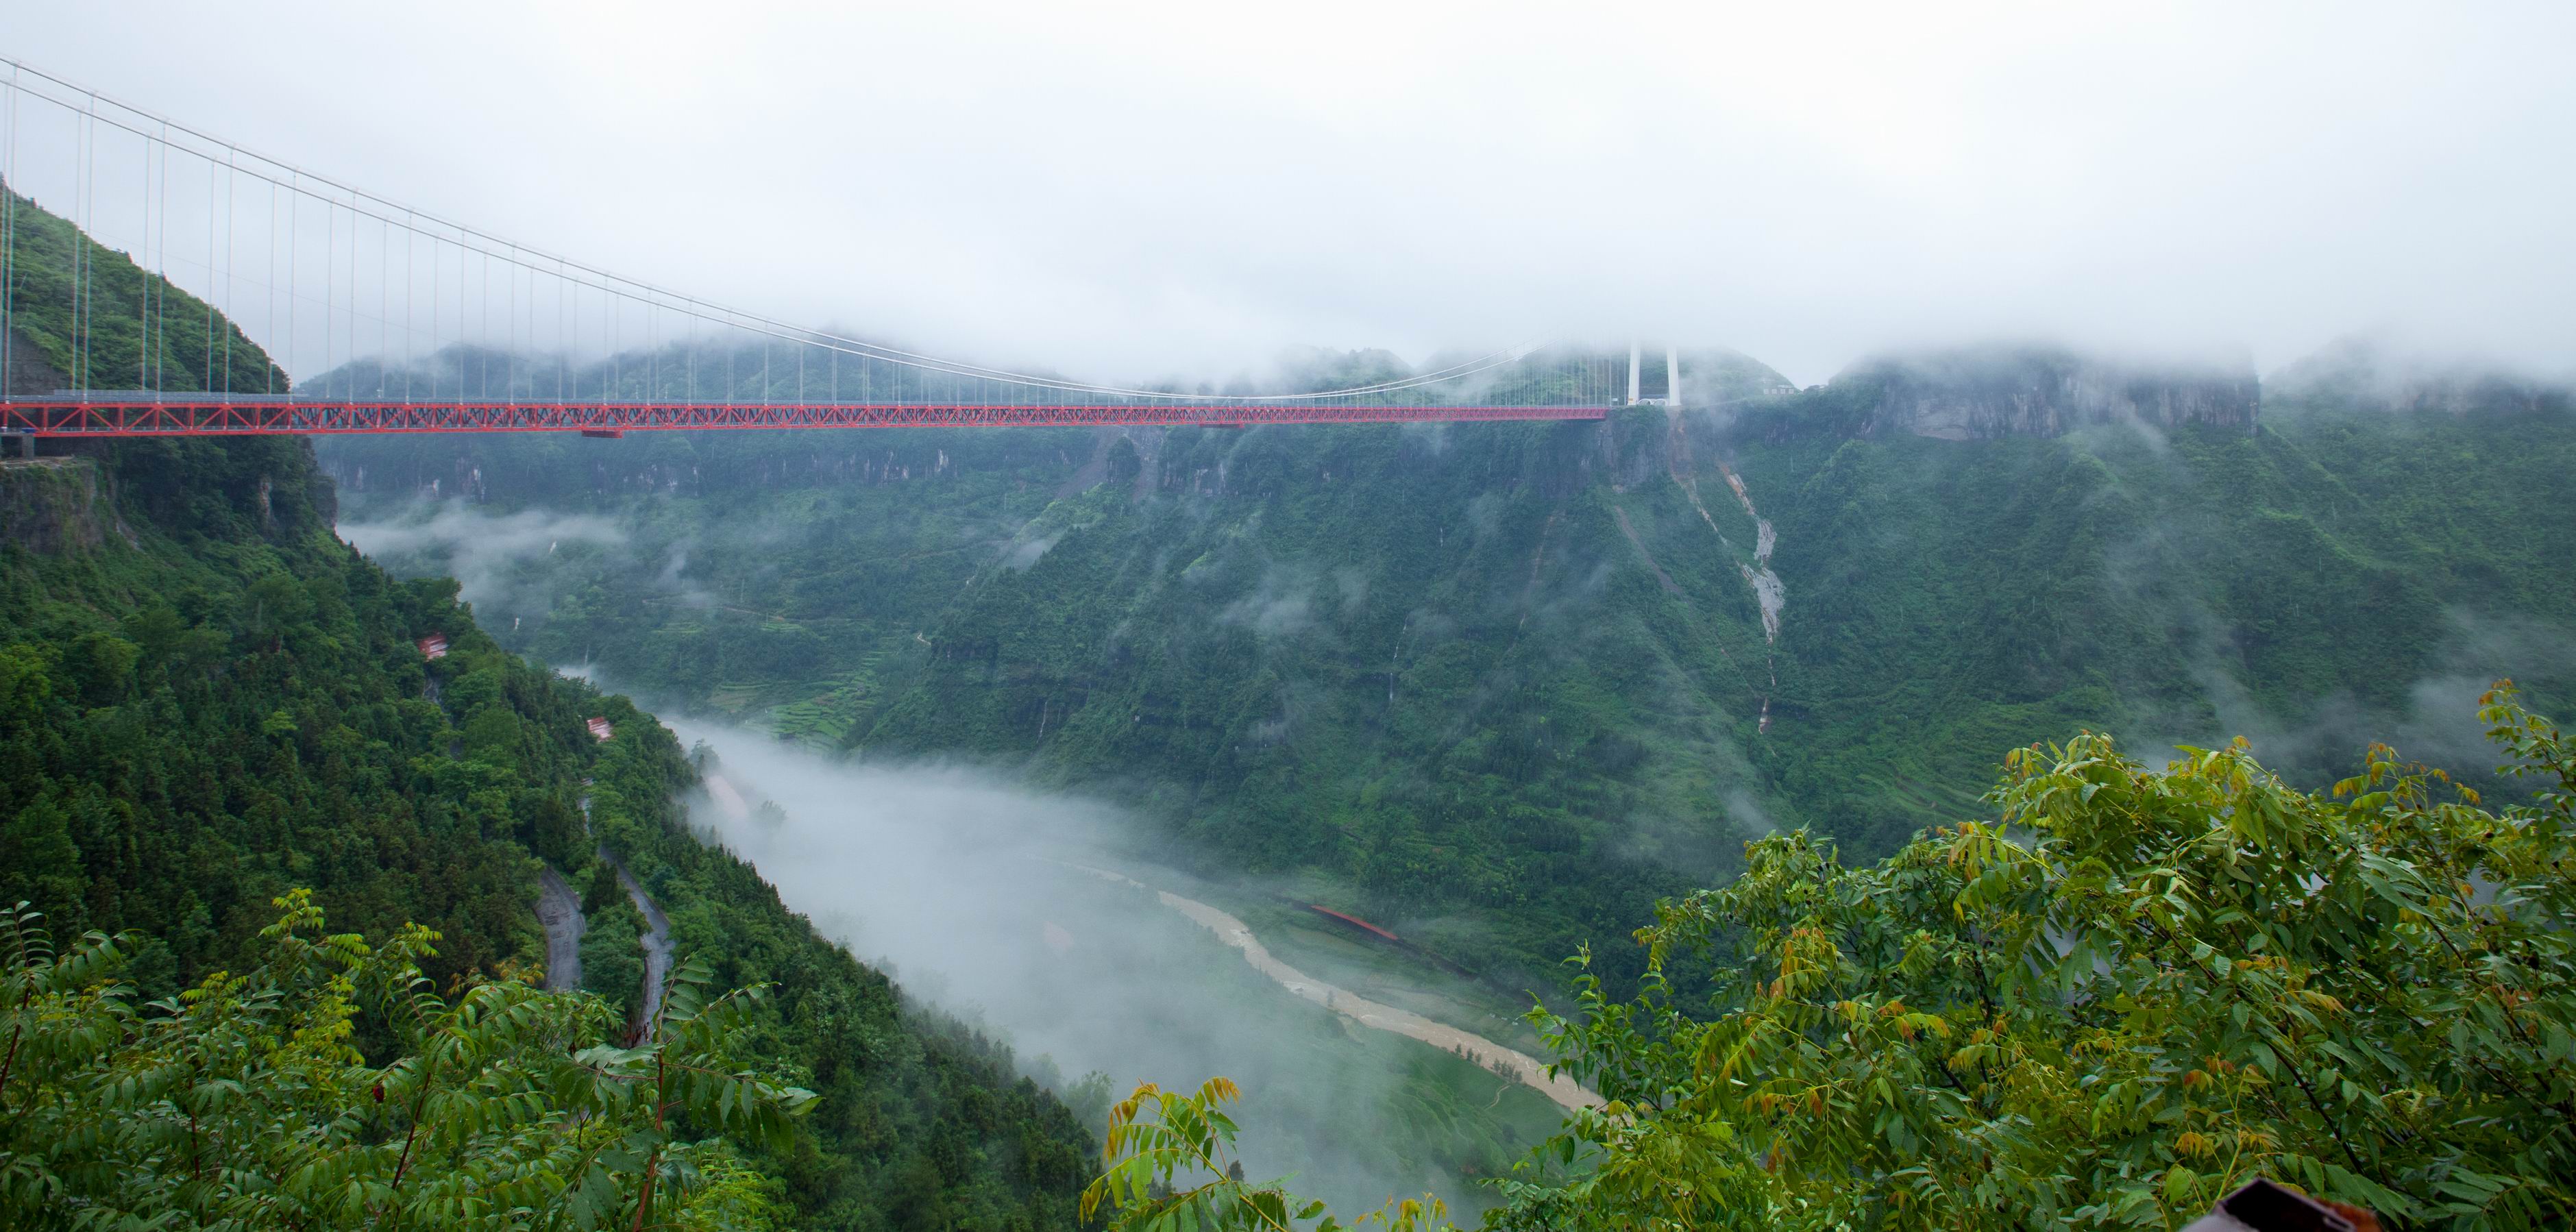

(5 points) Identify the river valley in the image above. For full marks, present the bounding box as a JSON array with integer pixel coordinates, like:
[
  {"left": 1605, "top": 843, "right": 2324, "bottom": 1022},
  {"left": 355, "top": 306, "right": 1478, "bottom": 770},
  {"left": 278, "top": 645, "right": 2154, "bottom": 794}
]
[{"left": 661, "top": 715, "right": 1572, "bottom": 1216}]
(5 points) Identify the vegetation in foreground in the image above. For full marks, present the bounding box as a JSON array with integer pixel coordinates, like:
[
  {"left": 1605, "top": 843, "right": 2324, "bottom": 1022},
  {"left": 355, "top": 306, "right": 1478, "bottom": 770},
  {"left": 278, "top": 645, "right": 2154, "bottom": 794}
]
[
  {"left": 1090, "top": 687, "right": 2575, "bottom": 1230},
  {"left": 0, "top": 891, "right": 813, "bottom": 1229}
]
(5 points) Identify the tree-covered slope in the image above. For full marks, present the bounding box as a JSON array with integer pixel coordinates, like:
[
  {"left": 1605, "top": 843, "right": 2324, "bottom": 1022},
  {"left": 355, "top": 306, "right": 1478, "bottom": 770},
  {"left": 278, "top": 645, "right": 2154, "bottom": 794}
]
[
  {"left": 316, "top": 343, "right": 2576, "bottom": 1001},
  {"left": 0, "top": 438, "right": 1092, "bottom": 1229},
  {"left": 0, "top": 190, "right": 1093, "bottom": 1229},
  {"left": 2, "top": 179, "right": 285, "bottom": 397},
  {"left": 0, "top": 438, "right": 1092, "bottom": 1227},
  {"left": 323, "top": 387, "right": 1797, "bottom": 991},
  {"left": 1737, "top": 347, "right": 2576, "bottom": 854}
]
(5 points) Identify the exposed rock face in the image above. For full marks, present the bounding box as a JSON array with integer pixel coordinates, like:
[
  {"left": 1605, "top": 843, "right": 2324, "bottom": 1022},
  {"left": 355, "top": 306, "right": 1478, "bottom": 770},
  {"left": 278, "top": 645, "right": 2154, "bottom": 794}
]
[
  {"left": 0, "top": 457, "right": 131, "bottom": 553},
  {"left": 1842, "top": 346, "right": 2259, "bottom": 440},
  {"left": 5, "top": 326, "right": 68, "bottom": 396}
]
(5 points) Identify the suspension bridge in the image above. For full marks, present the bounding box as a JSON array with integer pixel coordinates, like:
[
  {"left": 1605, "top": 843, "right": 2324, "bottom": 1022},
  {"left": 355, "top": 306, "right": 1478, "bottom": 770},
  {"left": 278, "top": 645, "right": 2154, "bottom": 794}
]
[{"left": 0, "top": 59, "right": 1647, "bottom": 443}]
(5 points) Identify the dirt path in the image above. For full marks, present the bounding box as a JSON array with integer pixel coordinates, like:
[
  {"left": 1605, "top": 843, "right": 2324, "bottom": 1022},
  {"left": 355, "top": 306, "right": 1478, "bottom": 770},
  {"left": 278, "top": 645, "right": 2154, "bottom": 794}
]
[
  {"left": 1066, "top": 863, "right": 1601, "bottom": 1112},
  {"left": 535, "top": 865, "right": 586, "bottom": 992}
]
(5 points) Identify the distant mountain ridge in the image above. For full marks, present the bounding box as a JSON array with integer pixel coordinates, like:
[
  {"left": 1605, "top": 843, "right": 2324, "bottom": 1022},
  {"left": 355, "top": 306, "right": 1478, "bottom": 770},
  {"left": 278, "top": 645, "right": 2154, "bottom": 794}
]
[
  {"left": 313, "top": 338, "right": 2573, "bottom": 1010},
  {"left": 1738, "top": 343, "right": 2262, "bottom": 441},
  {"left": 2266, "top": 335, "right": 2576, "bottom": 417}
]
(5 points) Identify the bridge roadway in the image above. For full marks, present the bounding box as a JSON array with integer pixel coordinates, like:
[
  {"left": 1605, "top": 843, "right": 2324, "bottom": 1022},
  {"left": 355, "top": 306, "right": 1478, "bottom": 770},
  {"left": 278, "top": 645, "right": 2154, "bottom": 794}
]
[{"left": 0, "top": 397, "right": 1610, "bottom": 436}]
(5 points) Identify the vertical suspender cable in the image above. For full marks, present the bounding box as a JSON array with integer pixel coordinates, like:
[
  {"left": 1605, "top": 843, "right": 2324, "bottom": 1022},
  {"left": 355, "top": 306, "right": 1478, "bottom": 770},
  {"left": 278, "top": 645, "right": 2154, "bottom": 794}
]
[
  {"left": 154, "top": 123, "right": 168, "bottom": 394},
  {"left": 72, "top": 100, "right": 86, "bottom": 392},
  {"left": 223, "top": 152, "right": 236, "bottom": 393},
  {"left": 262, "top": 175, "right": 275, "bottom": 393},
  {"left": 504, "top": 245, "right": 516, "bottom": 399},
  {"left": 140, "top": 121, "right": 154, "bottom": 391},
  {"left": 402, "top": 211, "right": 413, "bottom": 399},
  {"left": 66, "top": 97, "right": 77, "bottom": 394},
  {"left": 287, "top": 175, "right": 299, "bottom": 393},
  {"left": 429, "top": 229, "right": 441, "bottom": 398},
  {"left": 323, "top": 182, "right": 334, "bottom": 393},
  {"left": 204, "top": 153, "right": 216, "bottom": 393},
  {"left": 345, "top": 188, "right": 357, "bottom": 395},
  {"left": 83, "top": 97, "right": 99, "bottom": 393},
  {"left": 1, "top": 67, "right": 16, "bottom": 399},
  {"left": 221, "top": 148, "right": 236, "bottom": 394},
  {"left": 378, "top": 214, "right": 388, "bottom": 396}
]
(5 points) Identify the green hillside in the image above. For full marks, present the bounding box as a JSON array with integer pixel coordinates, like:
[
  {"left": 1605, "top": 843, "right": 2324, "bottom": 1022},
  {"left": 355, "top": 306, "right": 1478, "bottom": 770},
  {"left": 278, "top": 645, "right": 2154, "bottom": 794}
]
[
  {"left": 0, "top": 194, "right": 1092, "bottom": 1229},
  {"left": 321, "top": 343, "right": 2576, "bottom": 999}
]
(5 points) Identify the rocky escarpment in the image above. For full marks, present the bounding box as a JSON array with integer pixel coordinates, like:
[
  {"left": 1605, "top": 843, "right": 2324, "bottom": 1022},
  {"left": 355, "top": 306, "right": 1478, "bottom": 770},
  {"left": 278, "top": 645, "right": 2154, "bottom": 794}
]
[
  {"left": 6, "top": 325, "right": 70, "bottom": 397},
  {"left": 0, "top": 456, "right": 134, "bottom": 553}
]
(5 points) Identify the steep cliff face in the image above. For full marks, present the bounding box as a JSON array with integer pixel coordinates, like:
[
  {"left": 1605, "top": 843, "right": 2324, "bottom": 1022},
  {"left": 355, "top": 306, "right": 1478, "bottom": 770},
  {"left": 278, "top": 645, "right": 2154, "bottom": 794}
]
[{"left": 0, "top": 456, "right": 132, "bottom": 553}]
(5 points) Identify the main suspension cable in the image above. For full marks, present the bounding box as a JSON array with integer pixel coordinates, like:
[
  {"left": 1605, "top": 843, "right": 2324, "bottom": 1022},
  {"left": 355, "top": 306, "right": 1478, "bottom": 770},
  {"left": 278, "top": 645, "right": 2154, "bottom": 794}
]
[{"left": 0, "top": 56, "right": 1554, "bottom": 404}]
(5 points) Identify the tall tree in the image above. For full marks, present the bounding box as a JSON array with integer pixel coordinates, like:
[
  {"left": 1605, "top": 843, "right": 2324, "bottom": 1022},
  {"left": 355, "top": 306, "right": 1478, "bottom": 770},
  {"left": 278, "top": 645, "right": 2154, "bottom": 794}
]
[{"left": 1485, "top": 682, "right": 2574, "bottom": 1229}]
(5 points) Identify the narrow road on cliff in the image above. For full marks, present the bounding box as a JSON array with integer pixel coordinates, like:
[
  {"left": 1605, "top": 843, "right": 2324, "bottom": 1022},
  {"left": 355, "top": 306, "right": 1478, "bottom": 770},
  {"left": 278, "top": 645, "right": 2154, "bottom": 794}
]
[
  {"left": 610, "top": 854, "right": 676, "bottom": 1040},
  {"left": 535, "top": 865, "right": 586, "bottom": 992}
]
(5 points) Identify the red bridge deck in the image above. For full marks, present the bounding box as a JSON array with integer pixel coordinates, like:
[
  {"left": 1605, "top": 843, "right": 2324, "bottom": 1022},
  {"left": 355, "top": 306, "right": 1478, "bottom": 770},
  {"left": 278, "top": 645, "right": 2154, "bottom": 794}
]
[{"left": 0, "top": 399, "right": 1610, "bottom": 436}]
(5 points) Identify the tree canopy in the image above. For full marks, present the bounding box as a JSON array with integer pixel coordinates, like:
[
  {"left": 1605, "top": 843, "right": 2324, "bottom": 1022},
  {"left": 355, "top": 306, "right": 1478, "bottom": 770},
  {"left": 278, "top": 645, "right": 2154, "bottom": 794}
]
[
  {"left": 1484, "top": 682, "right": 2574, "bottom": 1229},
  {"left": 1099, "top": 687, "right": 2575, "bottom": 1229},
  {"left": 0, "top": 890, "right": 814, "bottom": 1230}
]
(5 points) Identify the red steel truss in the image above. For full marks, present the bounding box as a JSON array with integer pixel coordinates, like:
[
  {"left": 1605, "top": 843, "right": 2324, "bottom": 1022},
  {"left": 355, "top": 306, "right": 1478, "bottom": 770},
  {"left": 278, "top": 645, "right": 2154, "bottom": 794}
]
[{"left": 0, "top": 399, "right": 1609, "bottom": 436}]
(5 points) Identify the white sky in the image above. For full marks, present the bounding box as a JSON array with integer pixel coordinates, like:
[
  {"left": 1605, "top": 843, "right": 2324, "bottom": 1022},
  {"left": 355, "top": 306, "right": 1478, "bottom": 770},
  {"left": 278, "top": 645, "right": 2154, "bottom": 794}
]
[{"left": 7, "top": 1, "right": 2572, "bottom": 385}]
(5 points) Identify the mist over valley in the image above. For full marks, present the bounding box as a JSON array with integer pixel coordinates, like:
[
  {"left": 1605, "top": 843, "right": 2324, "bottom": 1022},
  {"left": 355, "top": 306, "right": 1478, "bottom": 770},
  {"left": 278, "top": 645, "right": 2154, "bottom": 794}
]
[{"left": 8, "top": 6, "right": 2576, "bottom": 1225}]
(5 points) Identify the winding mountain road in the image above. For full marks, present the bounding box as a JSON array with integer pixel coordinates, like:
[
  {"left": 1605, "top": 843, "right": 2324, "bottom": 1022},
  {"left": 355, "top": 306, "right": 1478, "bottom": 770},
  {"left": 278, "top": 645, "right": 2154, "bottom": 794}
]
[
  {"left": 610, "top": 854, "right": 675, "bottom": 1040},
  {"left": 535, "top": 865, "right": 586, "bottom": 992}
]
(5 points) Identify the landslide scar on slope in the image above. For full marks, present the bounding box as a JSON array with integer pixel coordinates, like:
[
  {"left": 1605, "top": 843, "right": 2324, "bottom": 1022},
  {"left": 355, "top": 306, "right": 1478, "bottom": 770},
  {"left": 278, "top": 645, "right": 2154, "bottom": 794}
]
[{"left": 1664, "top": 408, "right": 1785, "bottom": 731}]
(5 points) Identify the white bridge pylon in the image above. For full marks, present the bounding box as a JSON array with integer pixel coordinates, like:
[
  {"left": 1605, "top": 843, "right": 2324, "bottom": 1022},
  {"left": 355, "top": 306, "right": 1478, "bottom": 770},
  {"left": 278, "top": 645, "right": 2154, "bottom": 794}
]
[{"left": 1626, "top": 340, "right": 1682, "bottom": 408}]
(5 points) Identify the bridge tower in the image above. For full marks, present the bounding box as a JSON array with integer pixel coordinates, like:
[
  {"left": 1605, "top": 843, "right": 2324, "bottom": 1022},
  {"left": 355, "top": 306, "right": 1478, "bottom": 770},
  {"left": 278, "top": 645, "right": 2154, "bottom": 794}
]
[{"left": 1626, "top": 341, "right": 1684, "bottom": 408}]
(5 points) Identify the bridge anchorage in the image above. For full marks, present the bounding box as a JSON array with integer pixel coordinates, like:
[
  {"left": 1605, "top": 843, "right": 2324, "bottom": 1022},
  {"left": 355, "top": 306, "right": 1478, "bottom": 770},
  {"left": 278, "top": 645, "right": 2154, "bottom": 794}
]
[{"left": 0, "top": 58, "right": 1623, "bottom": 439}]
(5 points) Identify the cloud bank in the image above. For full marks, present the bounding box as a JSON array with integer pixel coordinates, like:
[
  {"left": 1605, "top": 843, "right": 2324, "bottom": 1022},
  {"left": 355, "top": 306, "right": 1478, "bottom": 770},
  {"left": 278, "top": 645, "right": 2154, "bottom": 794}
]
[{"left": 9, "top": 1, "right": 2571, "bottom": 386}]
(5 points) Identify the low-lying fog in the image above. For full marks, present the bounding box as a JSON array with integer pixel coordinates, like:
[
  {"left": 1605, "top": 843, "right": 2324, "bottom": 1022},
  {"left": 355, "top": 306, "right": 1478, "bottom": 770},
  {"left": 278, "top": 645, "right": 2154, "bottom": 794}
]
[{"left": 655, "top": 713, "right": 1551, "bottom": 1217}]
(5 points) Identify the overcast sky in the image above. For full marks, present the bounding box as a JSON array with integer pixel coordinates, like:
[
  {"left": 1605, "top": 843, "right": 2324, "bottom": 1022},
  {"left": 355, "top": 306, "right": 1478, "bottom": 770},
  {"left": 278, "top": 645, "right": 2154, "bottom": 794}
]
[{"left": 7, "top": 1, "right": 2571, "bottom": 385}]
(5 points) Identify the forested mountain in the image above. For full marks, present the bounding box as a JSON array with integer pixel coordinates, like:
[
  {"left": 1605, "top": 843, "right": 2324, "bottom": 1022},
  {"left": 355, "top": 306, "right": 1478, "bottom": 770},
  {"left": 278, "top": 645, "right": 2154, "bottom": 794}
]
[
  {"left": 11, "top": 171, "right": 2575, "bottom": 1227},
  {"left": 0, "top": 193, "right": 1091, "bottom": 1228},
  {"left": 321, "top": 338, "right": 2576, "bottom": 996}
]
